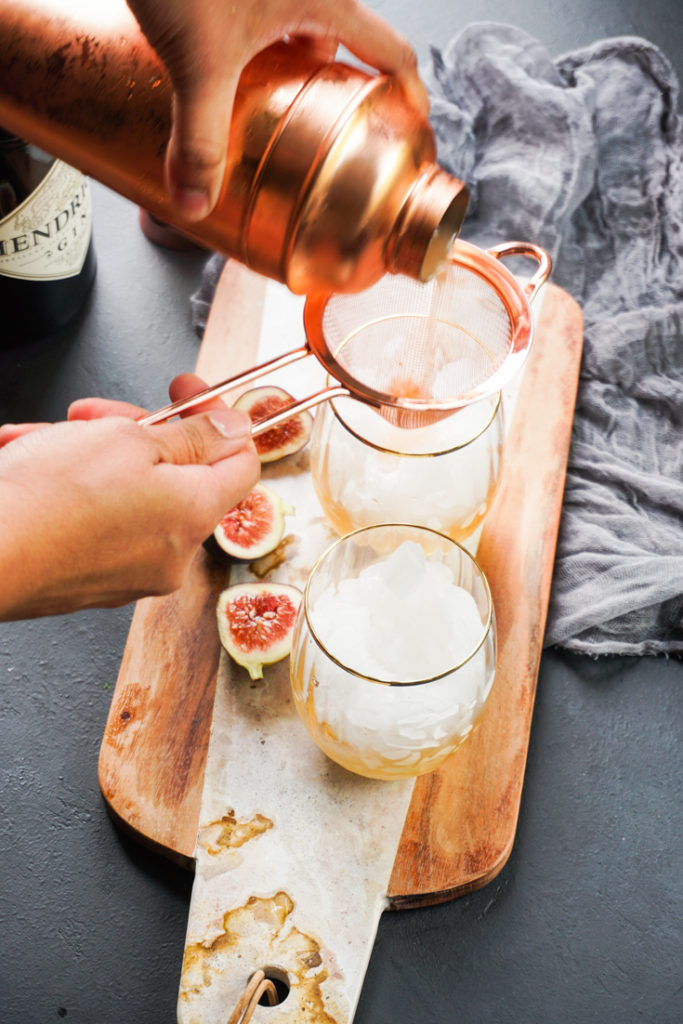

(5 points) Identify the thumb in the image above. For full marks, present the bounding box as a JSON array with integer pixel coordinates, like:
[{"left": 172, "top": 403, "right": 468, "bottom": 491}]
[
  {"left": 148, "top": 408, "right": 255, "bottom": 466},
  {"left": 165, "top": 73, "right": 240, "bottom": 221}
]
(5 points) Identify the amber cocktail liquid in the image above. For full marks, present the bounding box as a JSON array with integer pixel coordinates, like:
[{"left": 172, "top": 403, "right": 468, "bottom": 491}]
[
  {"left": 290, "top": 525, "right": 497, "bottom": 780},
  {"left": 304, "top": 240, "right": 553, "bottom": 543},
  {"left": 309, "top": 391, "right": 505, "bottom": 544}
]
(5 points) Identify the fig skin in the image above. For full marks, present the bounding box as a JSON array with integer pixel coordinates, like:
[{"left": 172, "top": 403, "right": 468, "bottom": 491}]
[
  {"left": 234, "top": 385, "right": 313, "bottom": 463},
  {"left": 217, "top": 582, "right": 302, "bottom": 680},
  {"left": 208, "top": 482, "right": 294, "bottom": 564}
]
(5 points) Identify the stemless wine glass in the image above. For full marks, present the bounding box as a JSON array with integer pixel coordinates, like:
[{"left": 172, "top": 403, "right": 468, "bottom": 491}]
[
  {"left": 309, "top": 389, "right": 504, "bottom": 543},
  {"left": 290, "top": 524, "right": 496, "bottom": 780}
]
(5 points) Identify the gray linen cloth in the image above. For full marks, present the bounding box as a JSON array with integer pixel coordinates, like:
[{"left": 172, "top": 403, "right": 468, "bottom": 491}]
[{"left": 193, "top": 24, "right": 683, "bottom": 657}]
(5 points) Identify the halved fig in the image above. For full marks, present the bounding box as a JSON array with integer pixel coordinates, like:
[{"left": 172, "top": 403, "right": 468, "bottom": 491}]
[
  {"left": 217, "top": 582, "right": 302, "bottom": 680},
  {"left": 234, "top": 385, "right": 313, "bottom": 463},
  {"left": 210, "top": 483, "right": 294, "bottom": 562}
]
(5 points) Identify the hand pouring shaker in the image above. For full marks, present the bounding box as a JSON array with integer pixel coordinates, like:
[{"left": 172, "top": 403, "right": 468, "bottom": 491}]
[{"left": 0, "top": 0, "right": 469, "bottom": 294}]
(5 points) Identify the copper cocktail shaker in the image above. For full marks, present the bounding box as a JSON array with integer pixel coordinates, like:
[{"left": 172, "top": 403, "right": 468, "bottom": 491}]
[{"left": 0, "top": 0, "right": 469, "bottom": 294}]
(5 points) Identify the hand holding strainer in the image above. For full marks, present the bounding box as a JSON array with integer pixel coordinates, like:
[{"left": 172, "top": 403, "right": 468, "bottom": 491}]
[{"left": 140, "top": 241, "right": 551, "bottom": 434}]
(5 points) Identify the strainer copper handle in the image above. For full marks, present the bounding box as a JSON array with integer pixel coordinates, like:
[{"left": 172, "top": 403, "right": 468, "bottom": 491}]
[
  {"left": 247, "top": 383, "right": 353, "bottom": 436},
  {"left": 140, "top": 239, "right": 553, "bottom": 433},
  {"left": 486, "top": 241, "right": 552, "bottom": 303},
  {"left": 138, "top": 343, "right": 355, "bottom": 434}
]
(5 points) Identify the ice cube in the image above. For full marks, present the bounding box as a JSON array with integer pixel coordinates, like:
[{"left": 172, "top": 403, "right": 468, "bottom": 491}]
[{"left": 308, "top": 544, "right": 493, "bottom": 769}]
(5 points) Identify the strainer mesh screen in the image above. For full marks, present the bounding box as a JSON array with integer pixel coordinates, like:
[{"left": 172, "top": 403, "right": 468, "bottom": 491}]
[{"left": 321, "top": 264, "right": 513, "bottom": 404}]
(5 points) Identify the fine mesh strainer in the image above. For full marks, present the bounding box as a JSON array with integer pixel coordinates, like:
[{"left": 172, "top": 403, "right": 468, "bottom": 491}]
[{"left": 140, "top": 240, "right": 551, "bottom": 434}]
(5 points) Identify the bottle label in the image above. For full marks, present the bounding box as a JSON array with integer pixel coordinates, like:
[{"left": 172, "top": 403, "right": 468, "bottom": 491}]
[{"left": 0, "top": 161, "right": 92, "bottom": 281}]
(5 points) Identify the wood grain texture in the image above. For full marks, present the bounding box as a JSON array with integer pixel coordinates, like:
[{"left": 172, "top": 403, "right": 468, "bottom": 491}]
[
  {"left": 97, "top": 262, "right": 266, "bottom": 865},
  {"left": 98, "top": 548, "right": 230, "bottom": 866},
  {"left": 387, "top": 283, "right": 584, "bottom": 906},
  {"left": 98, "top": 270, "right": 583, "bottom": 899}
]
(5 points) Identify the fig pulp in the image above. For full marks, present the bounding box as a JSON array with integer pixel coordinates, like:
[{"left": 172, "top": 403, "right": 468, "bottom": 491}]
[
  {"left": 211, "top": 483, "right": 294, "bottom": 561},
  {"left": 234, "top": 385, "right": 313, "bottom": 463},
  {"left": 217, "top": 582, "right": 302, "bottom": 680}
]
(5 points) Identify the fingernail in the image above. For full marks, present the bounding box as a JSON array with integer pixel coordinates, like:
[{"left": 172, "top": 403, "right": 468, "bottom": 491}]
[
  {"left": 173, "top": 186, "right": 210, "bottom": 221},
  {"left": 209, "top": 413, "right": 250, "bottom": 440}
]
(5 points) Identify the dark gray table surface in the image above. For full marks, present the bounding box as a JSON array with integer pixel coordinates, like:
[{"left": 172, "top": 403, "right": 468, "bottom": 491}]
[{"left": 1, "top": 3, "right": 682, "bottom": 1022}]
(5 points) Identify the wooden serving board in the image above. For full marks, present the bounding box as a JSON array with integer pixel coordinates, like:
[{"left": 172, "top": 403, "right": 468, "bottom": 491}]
[{"left": 99, "top": 260, "right": 583, "bottom": 907}]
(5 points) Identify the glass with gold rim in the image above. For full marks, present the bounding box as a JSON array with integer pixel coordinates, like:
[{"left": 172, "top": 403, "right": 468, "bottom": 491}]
[
  {"left": 289, "top": 524, "right": 497, "bottom": 780},
  {"left": 309, "top": 388, "right": 505, "bottom": 543}
]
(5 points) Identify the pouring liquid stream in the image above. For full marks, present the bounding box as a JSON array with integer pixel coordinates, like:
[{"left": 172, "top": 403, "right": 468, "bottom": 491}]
[{"left": 140, "top": 241, "right": 549, "bottom": 433}]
